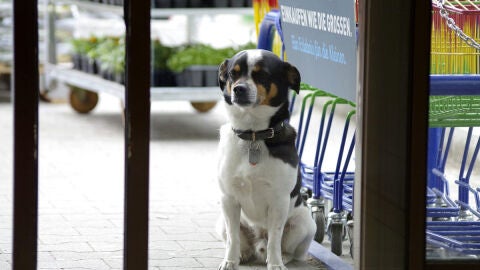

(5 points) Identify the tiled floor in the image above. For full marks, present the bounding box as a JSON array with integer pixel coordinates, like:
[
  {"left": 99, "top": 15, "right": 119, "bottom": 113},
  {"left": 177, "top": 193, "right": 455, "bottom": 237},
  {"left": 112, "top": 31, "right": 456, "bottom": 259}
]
[{"left": 0, "top": 94, "right": 347, "bottom": 269}]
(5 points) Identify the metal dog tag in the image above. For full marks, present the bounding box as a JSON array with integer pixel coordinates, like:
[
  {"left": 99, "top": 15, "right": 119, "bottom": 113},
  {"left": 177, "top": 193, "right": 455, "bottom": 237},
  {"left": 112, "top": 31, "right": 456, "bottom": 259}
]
[{"left": 249, "top": 141, "right": 260, "bottom": 166}]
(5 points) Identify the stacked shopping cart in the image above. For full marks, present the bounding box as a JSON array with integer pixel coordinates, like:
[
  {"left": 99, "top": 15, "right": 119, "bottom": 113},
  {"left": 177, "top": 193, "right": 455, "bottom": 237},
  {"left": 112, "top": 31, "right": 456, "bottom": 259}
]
[
  {"left": 293, "top": 87, "right": 356, "bottom": 257},
  {"left": 255, "top": 0, "right": 357, "bottom": 257},
  {"left": 426, "top": 0, "right": 480, "bottom": 258}
]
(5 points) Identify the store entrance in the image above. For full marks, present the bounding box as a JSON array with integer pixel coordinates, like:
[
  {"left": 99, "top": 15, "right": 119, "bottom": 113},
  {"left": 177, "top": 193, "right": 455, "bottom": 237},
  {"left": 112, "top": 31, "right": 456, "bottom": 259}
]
[{"left": 12, "top": 0, "right": 480, "bottom": 270}]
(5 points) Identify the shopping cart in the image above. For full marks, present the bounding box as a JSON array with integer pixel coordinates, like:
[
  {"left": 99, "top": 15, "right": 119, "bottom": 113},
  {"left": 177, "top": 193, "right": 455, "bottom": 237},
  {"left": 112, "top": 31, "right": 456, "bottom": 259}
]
[
  {"left": 295, "top": 90, "right": 356, "bottom": 256},
  {"left": 426, "top": 125, "right": 480, "bottom": 258},
  {"left": 256, "top": 3, "right": 357, "bottom": 257},
  {"left": 295, "top": 90, "right": 336, "bottom": 245},
  {"left": 426, "top": 0, "right": 480, "bottom": 258},
  {"left": 427, "top": 127, "right": 460, "bottom": 220}
]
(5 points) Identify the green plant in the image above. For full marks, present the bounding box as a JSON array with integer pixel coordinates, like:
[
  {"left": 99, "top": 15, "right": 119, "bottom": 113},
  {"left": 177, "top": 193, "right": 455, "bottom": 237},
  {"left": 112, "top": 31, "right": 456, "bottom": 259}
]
[
  {"left": 86, "top": 38, "right": 103, "bottom": 59},
  {"left": 70, "top": 36, "right": 98, "bottom": 55},
  {"left": 152, "top": 40, "right": 178, "bottom": 70},
  {"left": 166, "top": 43, "right": 257, "bottom": 73},
  {"left": 96, "top": 37, "right": 125, "bottom": 74},
  {"left": 111, "top": 44, "right": 125, "bottom": 74}
]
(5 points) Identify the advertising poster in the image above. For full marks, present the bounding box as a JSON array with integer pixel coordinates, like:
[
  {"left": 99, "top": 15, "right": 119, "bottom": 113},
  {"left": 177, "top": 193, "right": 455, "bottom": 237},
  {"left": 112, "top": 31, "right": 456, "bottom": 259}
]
[{"left": 279, "top": 0, "right": 357, "bottom": 102}]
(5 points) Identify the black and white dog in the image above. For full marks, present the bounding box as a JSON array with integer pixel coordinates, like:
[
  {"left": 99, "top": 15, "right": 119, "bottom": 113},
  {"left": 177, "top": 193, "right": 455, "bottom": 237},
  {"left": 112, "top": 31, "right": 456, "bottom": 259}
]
[{"left": 216, "top": 49, "right": 316, "bottom": 270}]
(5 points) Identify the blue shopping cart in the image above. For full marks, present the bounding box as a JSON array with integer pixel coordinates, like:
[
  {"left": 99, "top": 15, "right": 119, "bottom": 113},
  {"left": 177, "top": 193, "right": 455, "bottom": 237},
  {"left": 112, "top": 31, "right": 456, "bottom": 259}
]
[
  {"left": 295, "top": 90, "right": 356, "bottom": 256},
  {"left": 426, "top": 75, "right": 480, "bottom": 258},
  {"left": 257, "top": 8, "right": 358, "bottom": 257}
]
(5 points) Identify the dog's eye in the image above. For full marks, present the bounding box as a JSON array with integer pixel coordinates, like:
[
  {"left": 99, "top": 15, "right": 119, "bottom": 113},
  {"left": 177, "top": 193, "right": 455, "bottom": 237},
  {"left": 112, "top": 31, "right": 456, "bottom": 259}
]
[{"left": 229, "top": 70, "right": 239, "bottom": 78}]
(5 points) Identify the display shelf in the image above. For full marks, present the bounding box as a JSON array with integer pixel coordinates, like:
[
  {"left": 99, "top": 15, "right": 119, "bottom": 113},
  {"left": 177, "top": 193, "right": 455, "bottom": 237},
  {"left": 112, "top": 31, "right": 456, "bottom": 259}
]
[
  {"left": 150, "top": 86, "right": 220, "bottom": 102},
  {"left": 150, "top": 7, "right": 252, "bottom": 17},
  {"left": 46, "top": 0, "right": 249, "bottom": 111},
  {"left": 58, "top": 0, "right": 252, "bottom": 17},
  {"left": 47, "top": 64, "right": 220, "bottom": 102},
  {"left": 47, "top": 64, "right": 124, "bottom": 99},
  {"left": 58, "top": 0, "right": 122, "bottom": 14}
]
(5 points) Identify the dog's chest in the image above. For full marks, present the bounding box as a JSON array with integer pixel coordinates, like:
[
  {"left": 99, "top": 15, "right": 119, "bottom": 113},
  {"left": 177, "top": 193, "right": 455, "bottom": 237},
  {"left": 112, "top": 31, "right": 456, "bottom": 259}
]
[{"left": 218, "top": 125, "right": 297, "bottom": 219}]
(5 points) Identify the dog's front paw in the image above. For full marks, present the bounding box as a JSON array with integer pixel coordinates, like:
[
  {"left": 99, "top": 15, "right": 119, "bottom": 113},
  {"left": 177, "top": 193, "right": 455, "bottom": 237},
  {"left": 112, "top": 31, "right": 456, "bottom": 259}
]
[
  {"left": 218, "top": 260, "right": 239, "bottom": 270},
  {"left": 267, "top": 264, "right": 288, "bottom": 270}
]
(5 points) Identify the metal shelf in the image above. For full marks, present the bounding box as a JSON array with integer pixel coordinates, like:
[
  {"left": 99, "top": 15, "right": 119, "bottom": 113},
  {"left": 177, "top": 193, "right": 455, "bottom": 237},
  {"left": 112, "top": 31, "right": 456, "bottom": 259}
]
[
  {"left": 59, "top": 0, "right": 122, "bottom": 14},
  {"left": 46, "top": 64, "right": 220, "bottom": 102},
  {"left": 46, "top": 0, "right": 244, "bottom": 105},
  {"left": 151, "top": 7, "right": 253, "bottom": 17},
  {"left": 58, "top": 0, "right": 252, "bottom": 18},
  {"left": 150, "top": 86, "right": 220, "bottom": 102}
]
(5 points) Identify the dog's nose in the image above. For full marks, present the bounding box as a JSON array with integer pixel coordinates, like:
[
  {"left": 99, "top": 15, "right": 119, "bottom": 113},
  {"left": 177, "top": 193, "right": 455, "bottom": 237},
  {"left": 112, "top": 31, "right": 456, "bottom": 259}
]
[{"left": 233, "top": 84, "right": 248, "bottom": 94}]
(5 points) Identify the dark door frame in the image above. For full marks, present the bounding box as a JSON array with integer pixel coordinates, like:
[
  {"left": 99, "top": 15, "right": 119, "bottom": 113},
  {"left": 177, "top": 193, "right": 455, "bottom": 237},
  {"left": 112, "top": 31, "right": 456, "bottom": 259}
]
[
  {"left": 12, "top": 0, "right": 151, "bottom": 269},
  {"left": 12, "top": 0, "right": 40, "bottom": 268},
  {"left": 357, "top": 0, "right": 480, "bottom": 269},
  {"left": 122, "top": 0, "right": 151, "bottom": 269},
  {"left": 355, "top": 0, "right": 430, "bottom": 268}
]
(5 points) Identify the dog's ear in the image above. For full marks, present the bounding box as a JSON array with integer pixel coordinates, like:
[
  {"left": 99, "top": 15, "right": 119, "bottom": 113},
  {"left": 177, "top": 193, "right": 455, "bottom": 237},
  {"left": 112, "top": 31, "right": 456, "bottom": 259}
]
[
  {"left": 284, "top": 62, "right": 301, "bottom": 94},
  {"left": 218, "top": 59, "right": 229, "bottom": 91}
]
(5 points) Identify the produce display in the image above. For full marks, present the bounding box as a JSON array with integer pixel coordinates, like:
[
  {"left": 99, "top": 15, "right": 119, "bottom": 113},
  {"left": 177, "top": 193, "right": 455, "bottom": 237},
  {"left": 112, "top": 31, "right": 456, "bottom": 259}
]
[
  {"left": 70, "top": 36, "right": 256, "bottom": 86},
  {"left": 76, "top": 0, "right": 252, "bottom": 8},
  {"left": 152, "top": 0, "right": 253, "bottom": 8},
  {"left": 71, "top": 36, "right": 125, "bottom": 84}
]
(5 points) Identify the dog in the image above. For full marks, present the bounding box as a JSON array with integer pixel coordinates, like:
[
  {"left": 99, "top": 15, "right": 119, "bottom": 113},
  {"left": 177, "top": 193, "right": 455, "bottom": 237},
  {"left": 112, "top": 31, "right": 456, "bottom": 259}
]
[{"left": 215, "top": 49, "right": 316, "bottom": 270}]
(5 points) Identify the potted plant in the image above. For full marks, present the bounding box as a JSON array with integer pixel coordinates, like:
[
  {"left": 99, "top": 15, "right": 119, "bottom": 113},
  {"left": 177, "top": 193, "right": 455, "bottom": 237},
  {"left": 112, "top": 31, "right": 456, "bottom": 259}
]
[
  {"left": 152, "top": 40, "right": 177, "bottom": 86},
  {"left": 70, "top": 38, "right": 86, "bottom": 70},
  {"left": 166, "top": 44, "right": 213, "bottom": 86},
  {"left": 111, "top": 45, "right": 125, "bottom": 84},
  {"left": 96, "top": 37, "right": 123, "bottom": 82},
  {"left": 70, "top": 37, "right": 98, "bottom": 73},
  {"left": 167, "top": 43, "right": 256, "bottom": 87},
  {"left": 86, "top": 38, "right": 101, "bottom": 74}
]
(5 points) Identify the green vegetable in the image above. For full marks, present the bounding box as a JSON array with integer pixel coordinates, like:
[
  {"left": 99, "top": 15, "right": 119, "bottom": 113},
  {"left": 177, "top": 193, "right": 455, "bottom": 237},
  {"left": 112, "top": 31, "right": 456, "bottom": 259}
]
[
  {"left": 152, "top": 40, "right": 178, "bottom": 70},
  {"left": 96, "top": 37, "right": 125, "bottom": 74},
  {"left": 70, "top": 34, "right": 257, "bottom": 76},
  {"left": 70, "top": 36, "right": 98, "bottom": 55},
  {"left": 166, "top": 43, "right": 256, "bottom": 72}
]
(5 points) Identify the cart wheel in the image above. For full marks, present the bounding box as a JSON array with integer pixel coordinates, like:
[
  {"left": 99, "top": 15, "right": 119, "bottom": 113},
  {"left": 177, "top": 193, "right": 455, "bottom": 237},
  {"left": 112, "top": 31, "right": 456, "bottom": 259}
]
[
  {"left": 331, "top": 223, "right": 343, "bottom": 256},
  {"left": 313, "top": 209, "right": 326, "bottom": 243},
  {"left": 190, "top": 101, "right": 217, "bottom": 113},
  {"left": 69, "top": 87, "right": 98, "bottom": 114}
]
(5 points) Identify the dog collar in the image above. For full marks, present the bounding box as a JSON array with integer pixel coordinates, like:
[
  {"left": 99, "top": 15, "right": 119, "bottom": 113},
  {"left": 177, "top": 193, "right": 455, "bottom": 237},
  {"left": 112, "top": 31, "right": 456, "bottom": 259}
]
[
  {"left": 232, "top": 121, "right": 285, "bottom": 141},
  {"left": 232, "top": 121, "right": 287, "bottom": 166}
]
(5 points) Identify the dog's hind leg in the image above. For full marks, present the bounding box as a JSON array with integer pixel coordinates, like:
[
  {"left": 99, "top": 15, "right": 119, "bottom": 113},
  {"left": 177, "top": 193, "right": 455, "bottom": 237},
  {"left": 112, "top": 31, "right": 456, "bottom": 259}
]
[{"left": 281, "top": 207, "right": 316, "bottom": 262}]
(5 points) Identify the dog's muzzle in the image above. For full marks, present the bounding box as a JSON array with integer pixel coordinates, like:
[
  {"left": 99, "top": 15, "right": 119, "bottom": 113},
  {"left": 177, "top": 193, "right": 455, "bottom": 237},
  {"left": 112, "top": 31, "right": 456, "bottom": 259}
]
[{"left": 231, "top": 83, "right": 256, "bottom": 106}]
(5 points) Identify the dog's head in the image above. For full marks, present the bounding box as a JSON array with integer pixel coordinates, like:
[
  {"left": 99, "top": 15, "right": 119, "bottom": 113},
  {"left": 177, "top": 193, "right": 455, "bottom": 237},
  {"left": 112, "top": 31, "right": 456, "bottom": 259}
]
[{"left": 218, "top": 49, "right": 300, "bottom": 108}]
